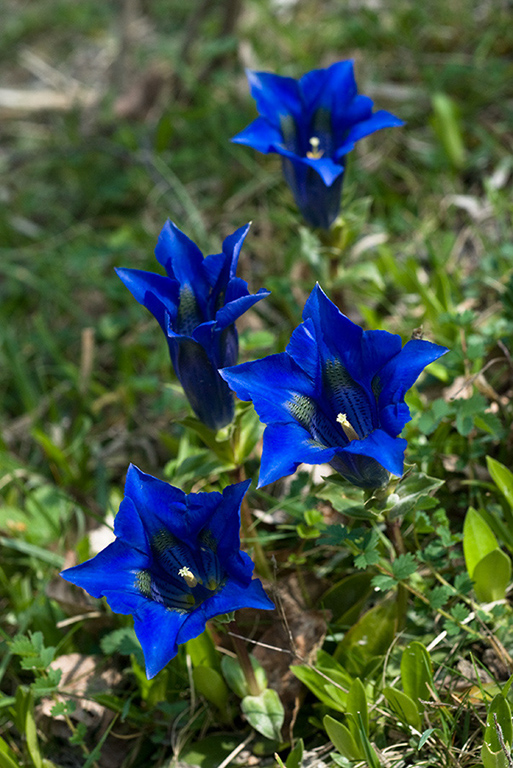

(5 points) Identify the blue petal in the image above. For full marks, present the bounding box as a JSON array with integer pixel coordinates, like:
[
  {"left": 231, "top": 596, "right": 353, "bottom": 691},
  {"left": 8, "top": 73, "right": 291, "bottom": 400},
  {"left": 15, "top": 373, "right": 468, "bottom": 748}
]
[
  {"left": 342, "top": 429, "right": 407, "bottom": 477},
  {"left": 357, "top": 329, "right": 403, "bottom": 383},
  {"left": 275, "top": 146, "right": 345, "bottom": 186},
  {"left": 375, "top": 339, "right": 449, "bottom": 408},
  {"left": 202, "top": 252, "right": 228, "bottom": 295},
  {"left": 168, "top": 334, "right": 235, "bottom": 430},
  {"left": 231, "top": 117, "right": 283, "bottom": 153},
  {"left": 123, "top": 465, "right": 190, "bottom": 543},
  {"left": 205, "top": 481, "right": 251, "bottom": 574},
  {"left": 133, "top": 600, "right": 185, "bottom": 678},
  {"left": 246, "top": 69, "right": 302, "bottom": 127},
  {"left": 379, "top": 402, "right": 412, "bottom": 436},
  {"left": 344, "top": 109, "right": 404, "bottom": 147},
  {"left": 185, "top": 488, "right": 224, "bottom": 537},
  {"left": 155, "top": 220, "right": 204, "bottom": 282},
  {"left": 115, "top": 268, "right": 179, "bottom": 332},
  {"left": 222, "top": 223, "right": 251, "bottom": 278},
  {"left": 280, "top": 157, "right": 345, "bottom": 229},
  {"left": 200, "top": 578, "right": 274, "bottom": 620},
  {"left": 302, "top": 284, "right": 362, "bottom": 367},
  {"left": 60, "top": 539, "right": 149, "bottom": 600},
  {"left": 113, "top": 494, "right": 148, "bottom": 554},
  {"left": 285, "top": 317, "right": 319, "bottom": 382},
  {"left": 155, "top": 222, "right": 210, "bottom": 325},
  {"left": 332, "top": 94, "right": 374, "bottom": 143},
  {"left": 258, "top": 421, "right": 338, "bottom": 487},
  {"left": 215, "top": 288, "right": 270, "bottom": 330},
  {"left": 300, "top": 60, "right": 357, "bottom": 116},
  {"left": 220, "top": 353, "right": 313, "bottom": 425}
]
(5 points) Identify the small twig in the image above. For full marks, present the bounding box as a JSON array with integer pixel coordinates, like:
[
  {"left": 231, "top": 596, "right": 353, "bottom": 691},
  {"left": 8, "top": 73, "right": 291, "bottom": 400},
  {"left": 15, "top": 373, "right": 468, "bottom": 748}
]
[
  {"left": 493, "top": 713, "right": 513, "bottom": 768},
  {"left": 217, "top": 732, "right": 254, "bottom": 768}
]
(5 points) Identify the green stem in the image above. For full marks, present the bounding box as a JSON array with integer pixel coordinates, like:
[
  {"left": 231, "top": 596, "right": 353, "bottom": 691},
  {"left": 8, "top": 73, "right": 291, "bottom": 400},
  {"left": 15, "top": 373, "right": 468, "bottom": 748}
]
[
  {"left": 384, "top": 516, "right": 407, "bottom": 631},
  {"left": 231, "top": 463, "right": 272, "bottom": 580},
  {"left": 228, "top": 620, "right": 261, "bottom": 697}
]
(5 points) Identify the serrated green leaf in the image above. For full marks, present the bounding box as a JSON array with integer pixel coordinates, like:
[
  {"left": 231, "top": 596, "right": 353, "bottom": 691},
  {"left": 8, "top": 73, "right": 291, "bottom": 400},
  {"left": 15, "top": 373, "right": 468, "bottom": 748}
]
[
  {"left": 241, "top": 688, "right": 284, "bottom": 741},
  {"left": 100, "top": 627, "right": 142, "bottom": 657},
  {"left": 392, "top": 553, "right": 417, "bottom": 581}
]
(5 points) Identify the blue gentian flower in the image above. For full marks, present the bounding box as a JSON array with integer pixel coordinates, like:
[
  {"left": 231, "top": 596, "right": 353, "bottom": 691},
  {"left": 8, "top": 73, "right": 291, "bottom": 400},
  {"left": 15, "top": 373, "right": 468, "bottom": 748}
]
[
  {"left": 61, "top": 465, "right": 273, "bottom": 679},
  {"left": 116, "top": 221, "right": 270, "bottom": 431},
  {"left": 232, "top": 61, "right": 403, "bottom": 229},
  {"left": 220, "top": 285, "right": 447, "bottom": 489}
]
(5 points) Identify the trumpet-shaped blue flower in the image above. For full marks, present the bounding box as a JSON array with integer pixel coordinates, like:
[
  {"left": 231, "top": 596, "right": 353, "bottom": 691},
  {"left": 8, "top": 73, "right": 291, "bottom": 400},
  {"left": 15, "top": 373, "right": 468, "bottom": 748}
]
[
  {"left": 232, "top": 61, "right": 403, "bottom": 229},
  {"left": 116, "top": 221, "right": 270, "bottom": 431},
  {"left": 61, "top": 465, "right": 273, "bottom": 679},
  {"left": 220, "top": 285, "right": 448, "bottom": 489}
]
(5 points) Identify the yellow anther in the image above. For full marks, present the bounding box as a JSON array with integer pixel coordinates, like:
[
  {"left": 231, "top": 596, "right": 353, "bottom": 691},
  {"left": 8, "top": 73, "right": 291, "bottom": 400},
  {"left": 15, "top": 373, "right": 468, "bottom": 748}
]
[
  {"left": 178, "top": 566, "right": 199, "bottom": 588},
  {"left": 337, "top": 413, "right": 360, "bottom": 442},
  {"left": 306, "top": 136, "right": 324, "bottom": 159}
]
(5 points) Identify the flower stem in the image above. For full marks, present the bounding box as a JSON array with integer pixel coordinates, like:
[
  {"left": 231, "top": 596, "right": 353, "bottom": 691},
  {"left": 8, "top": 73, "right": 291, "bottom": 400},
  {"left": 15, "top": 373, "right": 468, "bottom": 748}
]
[
  {"left": 384, "top": 516, "right": 407, "bottom": 631},
  {"left": 228, "top": 620, "right": 261, "bottom": 697},
  {"left": 232, "top": 464, "right": 272, "bottom": 580}
]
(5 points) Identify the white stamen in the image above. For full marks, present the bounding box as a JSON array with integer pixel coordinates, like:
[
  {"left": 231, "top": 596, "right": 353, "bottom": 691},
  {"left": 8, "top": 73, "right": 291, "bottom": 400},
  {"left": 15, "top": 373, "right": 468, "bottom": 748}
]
[
  {"left": 178, "top": 566, "right": 199, "bottom": 588},
  {"left": 337, "top": 413, "right": 360, "bottom": 442},
  {"left": 306, "top": 136, "right": 324, "bottom": 159}
]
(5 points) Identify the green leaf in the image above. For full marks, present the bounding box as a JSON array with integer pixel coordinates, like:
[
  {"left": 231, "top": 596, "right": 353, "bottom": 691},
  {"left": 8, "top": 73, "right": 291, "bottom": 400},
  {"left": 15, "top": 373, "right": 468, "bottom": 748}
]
[
  {"left": 335, "top": 601, "right": 396, "bottom": 676},
  {"left": 186, "top": 630, "right": 219, "bottom": 670},
  {"left": 321, "top": 573, "right": 373, "bottom": 624},
  {"left": 347, "top": 678, "right": 368, "bottom": 738},
  {"left": 487, "top": 457, "right": 513, "bottom": 527},
  {"left": 221, "top": 655, "right": 267, "bottom": 699},
  {"left": 391, "top": 553, "right": 417, "bottom": 581},
  {"left": 473, "top": 549, "right": 512, "bottom": 603},
  {"left": 383, "top": 687, "right": 422, "bottom": 730},
  {"left": 24, "top": 692, "right": 42, "bottom": 768},
  {"left": 192, "top": 667, "right": 229, "bottom": 712},
  {"left": 0, "top": 737, "right": 20, "bottom": 768},
  {"left": 285, "top": 738, "right": 304, "bottom": 768},
  {"left": 463, "top": 507, "right": 498, "bottom": 577},
  {"left": 400, "top": 642, "right": 434, "bottom": 713},
  {"left": 482, "top": 694, "right": 512, "bottom": 768},
  {"left": 384, "top": 473, "right": 444, "bottom": 520},
  {"left": 323, "top": 715, "right": 362, "bottom": 760},
  {"left": 291, "top": 650, "right": 352, "bottom": 713},
  {"left": 241, "top": 688, "right": 284, "bottom": 742},
  {"left": 100, "top": 627, "right": 141, "bottom": 657}
]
